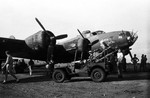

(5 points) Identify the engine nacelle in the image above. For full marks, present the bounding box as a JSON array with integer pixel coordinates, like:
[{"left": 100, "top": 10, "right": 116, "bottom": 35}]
[
  {"left": 77, "top": 38, "right": 91, "bottom": 52},
  {"left": 25, "top": 31, "right": 50, "bottom": 51}
]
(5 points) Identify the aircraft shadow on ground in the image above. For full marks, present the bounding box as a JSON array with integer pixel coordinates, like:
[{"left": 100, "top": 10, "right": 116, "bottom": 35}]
[
  {"left": 18, "top": 75, "right": 52, "bottom": 83},
  {"left": 69, "top": 72, "right": 150, "bottom": 83},
  {"left": 3, "top": 75, "right": 52, "bottom": 84},
  {"left": 106, "top": 73, "right": 150, "bottom": 82},
  {"left": 4, "top": 71, "right": 150, "bottom": 84},
  {"left": 2, "top": 69, "right": 52, "bottom": 84},
  {"left": 18, "top": 69, "right": 52, "bottom": 83}
]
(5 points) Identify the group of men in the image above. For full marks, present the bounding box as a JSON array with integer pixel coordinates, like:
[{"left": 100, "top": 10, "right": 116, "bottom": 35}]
[
  {"left": 1, "top": 49, "right": 148, "bottom": 83},
  {"left": 139, "top": 54, "right": 147, "bottom": 72},
  {"left": 132, "top": 54, "right": 147, "bottom": 72},
  {"left": 1, "top": 51, "right": 34, "bottom": 84},
  {"left": 116, "top": 49, "right": 148, "bottom": 78}
]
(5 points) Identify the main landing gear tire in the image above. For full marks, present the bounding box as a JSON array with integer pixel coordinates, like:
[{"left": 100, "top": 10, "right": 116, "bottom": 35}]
[
  {"left": 91, "top": 68, "right": 106, "bottom": 82},
  {"left": 52, "top": 69, "right": 66, "bottom": 83}
]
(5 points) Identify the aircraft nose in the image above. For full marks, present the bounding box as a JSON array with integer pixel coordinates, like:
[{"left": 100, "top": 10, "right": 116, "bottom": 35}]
[{"left": 126, "top": 31, "right": 138, "bottom": 46}]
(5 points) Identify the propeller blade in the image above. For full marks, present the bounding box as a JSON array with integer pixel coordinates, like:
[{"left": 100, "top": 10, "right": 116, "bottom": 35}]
[
  {"left": 131, "top": 30, "right": 134, "bottom": 38},
  {"left": 45, "top": 31, "right": 54, "bottom": 37},
  {"left": 90, "top": 40, "right": 99, "bottom": 46},
  {"left": 35, "top": 18, "right": 46, "bottom": 31},
  {"left": 132, "top": 31, "right": 138, "bottom": 37},
  {"left": 128, "top": 50, "right": 133, "bottom": 60},
  {"left": 55, "top": 34, "right": 68, "bottom": 40},
  {"left": 130, "top": 31, "right": 138, "bottom": 45},
  {"left": 77, "top": 29, "right": 84, "bottom": 38},
  {"left": 47, "top": 45, "right": 54, "bottom": 63}
]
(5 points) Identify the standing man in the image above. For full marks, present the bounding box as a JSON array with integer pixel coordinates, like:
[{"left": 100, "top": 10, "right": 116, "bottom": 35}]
[
  {"left": 2, "top": 51, "right": 19, "bottom": 83},
  {"left": 122, "top": 56, "right": 127, "bottom": 72},
  {"left": 143, "top": 55, "right": 147, "bottom": 71},
  {"left": 28, "top": 59, "right": 34, "bottom": 76},
  {"left": 117, "top": 49, "right": 123, "bottom": 78},
  {"left": 132, "top": 54, "right": 139, "bottom": 72},
  {"left": 140, "top": 54, "right": 144, "bottom": 71}
]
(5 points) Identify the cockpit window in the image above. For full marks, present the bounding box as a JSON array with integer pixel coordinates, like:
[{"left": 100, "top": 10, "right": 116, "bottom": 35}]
[
  {"left": 92, "top": 32, "right": 97, "bottom": 35},
  {"left": 126, "top": 31, "right": 131, "bottom": 36},
  {"left": 119, "top": 32, "right": 125, "bottom": 36},
  {"left": 82, "top": 30, "right": 91, "bottom": 38},
  {"left": 91, "top": 30, "right": 105, "bottom": 35}
]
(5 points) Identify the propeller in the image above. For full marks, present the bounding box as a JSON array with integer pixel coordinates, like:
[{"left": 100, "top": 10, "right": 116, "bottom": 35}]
[
  {"left": 55, "top": 34, "right": 68, "bottom": 40},
  {"left": 128, "top": 49, "right": 133, "bottom": 62},
  {"left": 131, "top": 30, "right": 138, "bottom": 41},
  {"left": 77, "top": 29, "right": 99, "bottom": 51},
  {"left": 128, "top": 30, "right": 138, "bottom": 46},
  {"left": 35, "top": 18, "right": 68, "bottom": 63},
  {"left": 76, "top": 29, "right": 99, "bottom": 60},
  {"left": 77, "top": 29, "right": 84, "bottom": 38},
  {"left": 35, "top": 18, "right": 46, "bottom": 31},
  {"left": 90, "top": 40, "right": 99, "bottom": 46}
]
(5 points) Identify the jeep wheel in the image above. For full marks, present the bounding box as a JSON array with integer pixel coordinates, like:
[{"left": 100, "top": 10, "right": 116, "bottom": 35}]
[
  {"left": 52, "top": 69, "right": 66, "bottom": 83},
  {"left": 91, "top": 68, "right": 106, "bottom": 82}
]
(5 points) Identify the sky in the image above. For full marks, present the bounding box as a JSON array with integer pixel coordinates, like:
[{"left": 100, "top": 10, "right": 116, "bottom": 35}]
[{"left": 0, "top": 0, "right": 149, "bottom": 62}]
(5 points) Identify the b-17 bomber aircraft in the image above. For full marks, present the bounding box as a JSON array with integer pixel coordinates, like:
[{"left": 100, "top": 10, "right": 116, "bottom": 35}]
[
  {"left": 0, "top": 18, "right": 138, "bottom": 82},
  {"left": 0, "top": 18, "right": 138, "bottom": 68}
]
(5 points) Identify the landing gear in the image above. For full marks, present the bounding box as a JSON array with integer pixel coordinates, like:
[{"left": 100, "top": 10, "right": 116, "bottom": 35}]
[{"left": 91, "top": 68, "right": 106, "bottom": 82}]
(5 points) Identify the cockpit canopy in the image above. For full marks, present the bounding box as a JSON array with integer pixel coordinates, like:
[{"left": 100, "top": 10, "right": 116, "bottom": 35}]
[
  {"left": 82, "top": 30, "right": 105, "bottom": 38},
  {"left": 91, "top": 30, "right": 105, "bottom": 35}
]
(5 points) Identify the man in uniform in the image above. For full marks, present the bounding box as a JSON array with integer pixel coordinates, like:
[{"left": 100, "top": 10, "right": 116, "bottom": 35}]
[
  {"left": 140, "top": 54, "right": 144, "bottom": 71},
  {"left": 132, "top": 54, "right": 139, "bottom": 72},
  {"left": 122, "top": 56, "right": 127, "bottom": 72},
  {"left": 28, "top": 59, "right": 34, "bottom": 75},
  {"left": 143, "top": 55, "right": 147, "bottom": 71},
  {"left": 2, "top": 51, "right": 19, "bottom": 83},
  {"left": 117, "top": 49, "right": 123, "bottom": 78}
]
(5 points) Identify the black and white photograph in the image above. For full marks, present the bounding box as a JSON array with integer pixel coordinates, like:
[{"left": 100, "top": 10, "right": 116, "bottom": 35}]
[{"left": 0, "top": 0, "right": 149, "bottom": 98}]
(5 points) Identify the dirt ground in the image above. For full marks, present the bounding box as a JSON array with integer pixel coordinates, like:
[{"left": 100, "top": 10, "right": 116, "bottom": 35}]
[{"left": 0, "top": 66, "right": 150, "bottom": 98}]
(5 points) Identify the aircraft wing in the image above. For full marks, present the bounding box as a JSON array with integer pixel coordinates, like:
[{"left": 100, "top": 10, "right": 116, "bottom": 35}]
[{"left": 0, "top": 37, "right": 33, "bottom": 60}]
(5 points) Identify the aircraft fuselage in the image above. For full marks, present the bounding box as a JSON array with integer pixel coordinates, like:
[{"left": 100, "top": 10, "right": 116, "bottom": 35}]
[{"left": 0, "top": 30, "right": 137, "bottom": 63}]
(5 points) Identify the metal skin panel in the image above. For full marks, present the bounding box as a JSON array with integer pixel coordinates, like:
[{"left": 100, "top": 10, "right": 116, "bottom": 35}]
[
  {"left": 25, "top": 31, "right": 50, "bottom": 51},
  {"left": 0, "top": 30, "right": 138, "bottom": 63}
]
